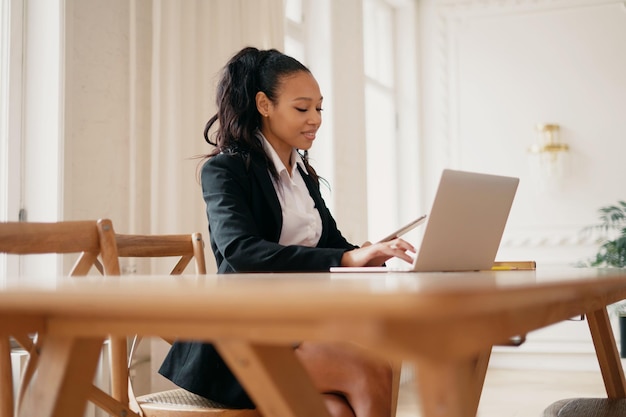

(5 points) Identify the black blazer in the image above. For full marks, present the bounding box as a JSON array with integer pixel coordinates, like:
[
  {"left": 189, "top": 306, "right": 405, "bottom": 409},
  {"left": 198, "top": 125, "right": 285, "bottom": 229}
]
[{"left": 159, "top": 151, "right": 357, "bottom": 407}]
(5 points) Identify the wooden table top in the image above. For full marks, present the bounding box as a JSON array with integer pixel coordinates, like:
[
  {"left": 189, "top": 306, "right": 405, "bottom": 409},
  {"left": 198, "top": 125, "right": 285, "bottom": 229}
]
[
  {"left": 1, "top": 267, "right": 625, "bottom": 323},
  {"left": 4, "top": 267, "right": 626, "bottom": 417}
]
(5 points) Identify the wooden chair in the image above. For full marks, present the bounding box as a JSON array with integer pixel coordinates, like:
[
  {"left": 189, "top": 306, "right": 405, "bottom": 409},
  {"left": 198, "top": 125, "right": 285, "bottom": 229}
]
[
  {"left": 99, "top": 232, "right": 207, "bottom": 410},
  {"left": 0, "top": 219, "right": 120, "bottom": 417},
  {"left": 82, "top": 231, "right": 245, "bottom": 417}
]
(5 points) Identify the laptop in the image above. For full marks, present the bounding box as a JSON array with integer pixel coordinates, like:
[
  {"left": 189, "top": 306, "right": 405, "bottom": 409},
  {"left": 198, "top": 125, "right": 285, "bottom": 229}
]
[{"left": 330, "top": 169, "right": 519, "bottom": 272}]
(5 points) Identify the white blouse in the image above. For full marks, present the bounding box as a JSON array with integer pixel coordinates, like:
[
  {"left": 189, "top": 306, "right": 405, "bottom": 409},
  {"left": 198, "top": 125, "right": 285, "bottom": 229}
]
[{"left": 260, "top": 135, "right": 323, "bottom": 247}]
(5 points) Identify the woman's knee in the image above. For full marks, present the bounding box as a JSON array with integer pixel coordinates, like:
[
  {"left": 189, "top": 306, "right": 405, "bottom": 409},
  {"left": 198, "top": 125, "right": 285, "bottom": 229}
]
[{"left": 323, "top": 393, "right": 356, "bottom": 417}]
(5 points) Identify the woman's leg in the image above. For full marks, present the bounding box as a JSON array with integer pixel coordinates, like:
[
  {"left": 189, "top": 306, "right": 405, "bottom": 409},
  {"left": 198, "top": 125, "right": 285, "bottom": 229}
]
[{"left": 295, "top": 341, "right": 392, "bottom": 417}]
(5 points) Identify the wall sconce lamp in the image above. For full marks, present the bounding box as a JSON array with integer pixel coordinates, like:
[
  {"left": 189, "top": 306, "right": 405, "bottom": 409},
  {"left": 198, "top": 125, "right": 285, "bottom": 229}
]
[
  {"left": 528, "top": 123, "right": 570, "bottom": 185},
  {"left": 528, "top": 124, "right": 569, "bottom": 159}
]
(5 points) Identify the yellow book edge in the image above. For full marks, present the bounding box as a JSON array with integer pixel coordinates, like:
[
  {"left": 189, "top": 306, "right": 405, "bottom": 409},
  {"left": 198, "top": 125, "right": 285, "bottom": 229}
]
[{"left": 491, "top": 261, "right": 536, "bottom": 271}]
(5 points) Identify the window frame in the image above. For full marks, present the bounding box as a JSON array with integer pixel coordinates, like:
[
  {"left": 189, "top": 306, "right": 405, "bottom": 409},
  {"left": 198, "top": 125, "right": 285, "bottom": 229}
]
[
  {"left": 1, "top": 0, "right": 25, "bottom": 279},
  {"left": 1, "top": 0, "right": 64, "bottom": 279}
]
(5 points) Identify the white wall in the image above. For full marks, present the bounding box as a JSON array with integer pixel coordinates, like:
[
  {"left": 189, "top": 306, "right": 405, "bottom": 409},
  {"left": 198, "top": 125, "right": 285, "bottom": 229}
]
[
  {"left": 64, "top": 0, "right": 133, "bottom": 231},
  {"left": 418, "top": 0, "right": 626, "bottom": 370},
  {"left": 419, "top": 0, "right": 626, "bottom": 268}
]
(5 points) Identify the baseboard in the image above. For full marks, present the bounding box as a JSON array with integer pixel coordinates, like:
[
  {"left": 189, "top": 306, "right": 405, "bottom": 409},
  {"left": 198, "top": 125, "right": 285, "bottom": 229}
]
[{"left": 490, "top": 341, "right": 601, "bottom": 371}]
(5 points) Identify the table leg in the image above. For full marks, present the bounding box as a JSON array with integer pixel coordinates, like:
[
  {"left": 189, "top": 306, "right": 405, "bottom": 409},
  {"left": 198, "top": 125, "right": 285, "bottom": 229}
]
[
  {"left": 587, "top": 307, "right": 626, "bottom": 398},
  {"left": 215, "top": 340, "right": 332, "bottom": 417},
  {"left": 391, "top": 359, "right": 402, "bottom": 417},
  {"left": 416, "top": 355, "right": 483, "bottom": 417},
  {"left": 18, "top": 335, "right": 105, "bottom": 417},
  {"left": 0, "top": 337, "right": 14, "bottom": 417},
  {"left": 468, "top": 349, "right": 491, "bottom": 413}
]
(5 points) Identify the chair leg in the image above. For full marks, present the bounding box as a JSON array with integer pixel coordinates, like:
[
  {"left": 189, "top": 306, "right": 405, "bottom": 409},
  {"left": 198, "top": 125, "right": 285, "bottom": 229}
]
[
  {"left": 109, "top": 336, "right": 130, "bottom": 406},
  {"left": 16, "top": 335, "right": 42, "bottom": 408}
]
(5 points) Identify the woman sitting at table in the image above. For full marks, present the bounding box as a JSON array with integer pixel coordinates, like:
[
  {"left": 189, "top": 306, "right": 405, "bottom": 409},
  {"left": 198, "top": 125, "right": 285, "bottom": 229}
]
[{"left": 159, "top": 46, "right": 415, "bottom": 417}]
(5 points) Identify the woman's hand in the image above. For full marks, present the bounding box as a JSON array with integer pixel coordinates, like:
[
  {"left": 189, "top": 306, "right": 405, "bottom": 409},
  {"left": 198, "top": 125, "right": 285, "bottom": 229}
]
[{"left": 340, "top": 238, "right": 416, "bottom": 267}]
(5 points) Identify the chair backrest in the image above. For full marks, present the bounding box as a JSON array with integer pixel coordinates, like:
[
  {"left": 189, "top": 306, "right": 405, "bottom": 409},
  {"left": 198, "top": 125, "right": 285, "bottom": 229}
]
[
  {"left": 0, "top": 219, "right": 120, "bottom": 417},
  {"left": 87, "top": 232, "right": 207, "bottom": 276},
  {"left": 0, "top": 219, "right": 121, "bottom": 276}
]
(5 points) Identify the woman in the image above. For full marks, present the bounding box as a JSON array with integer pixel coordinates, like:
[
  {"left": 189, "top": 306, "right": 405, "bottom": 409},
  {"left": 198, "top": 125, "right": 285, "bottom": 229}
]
[{"left": 160, "top": 47, "right": 415, "bottom": 417}]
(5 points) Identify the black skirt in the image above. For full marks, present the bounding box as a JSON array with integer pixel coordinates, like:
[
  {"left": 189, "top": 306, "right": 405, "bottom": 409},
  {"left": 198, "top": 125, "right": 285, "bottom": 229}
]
[{"left": 159, "top": 341, "right": 255, "bottom": 409}]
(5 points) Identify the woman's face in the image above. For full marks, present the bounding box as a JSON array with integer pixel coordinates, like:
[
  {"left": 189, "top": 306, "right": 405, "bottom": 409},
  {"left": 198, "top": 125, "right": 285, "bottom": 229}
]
[{"left": 259, "top": 71, "right": 323, "bottom": 161}]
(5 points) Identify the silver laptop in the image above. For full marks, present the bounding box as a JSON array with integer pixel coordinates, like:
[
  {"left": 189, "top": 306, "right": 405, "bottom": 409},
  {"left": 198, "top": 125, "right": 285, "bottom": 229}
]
[{"left": 331, "top": 169, "right": 519, "bottom": 272}]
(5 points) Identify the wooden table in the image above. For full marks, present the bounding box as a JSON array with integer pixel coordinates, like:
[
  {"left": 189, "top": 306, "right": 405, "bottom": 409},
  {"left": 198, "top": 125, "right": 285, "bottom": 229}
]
[{"left": 2, "top": 268, "right": 626, "bottom": 417}]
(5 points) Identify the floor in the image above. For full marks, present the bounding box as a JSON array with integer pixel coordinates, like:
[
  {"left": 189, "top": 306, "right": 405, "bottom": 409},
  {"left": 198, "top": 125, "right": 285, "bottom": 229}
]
[{"left": 396, "top": 367, "right": 607, "bottom": 417}]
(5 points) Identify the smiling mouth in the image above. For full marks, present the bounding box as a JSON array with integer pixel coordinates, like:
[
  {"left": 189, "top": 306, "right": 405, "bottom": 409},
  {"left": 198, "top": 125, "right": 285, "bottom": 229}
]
[{"left": 303, "top": 132, "right": 316, "bottom": 140}]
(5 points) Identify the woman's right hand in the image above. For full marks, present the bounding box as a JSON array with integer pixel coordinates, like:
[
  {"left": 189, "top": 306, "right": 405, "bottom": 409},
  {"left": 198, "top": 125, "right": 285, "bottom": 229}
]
[{"left": 340, "top": 238, "right": 416, "bottom": 267}]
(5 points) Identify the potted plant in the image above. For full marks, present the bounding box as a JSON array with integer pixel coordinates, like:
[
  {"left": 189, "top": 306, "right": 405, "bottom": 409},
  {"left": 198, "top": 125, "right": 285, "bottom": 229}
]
[
  {"left": 582, "top": 200, "right": 626, "bottom": 356},
  {"left": 584, "top": 200, "right": 626, "bottom": 268}
]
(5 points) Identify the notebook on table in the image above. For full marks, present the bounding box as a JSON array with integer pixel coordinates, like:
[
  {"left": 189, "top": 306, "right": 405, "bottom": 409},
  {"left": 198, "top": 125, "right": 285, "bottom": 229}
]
[{"left": 330, "top": 169, "right": 520, "bottom": 273}]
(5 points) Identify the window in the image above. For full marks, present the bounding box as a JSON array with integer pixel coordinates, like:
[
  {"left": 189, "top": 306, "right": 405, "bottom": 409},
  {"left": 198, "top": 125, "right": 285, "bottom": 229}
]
[
  {"left": 1, "top": 0, "right": 13, "bottom": 223},
  {"left": 1, "top": 0, "right": 23, "bottom": 279},
  {"left": 284, "top": 0, "right": 306, "bottom": 63},
  {"left": 1, "top": 0, "right": 63, "bottom": 279},
  {"left": 363, "top": 0, "right": 399, "bottom": 241},
  {"left": 363, "top": 0, "right": 420, "bottom": 250},
  {"left": 1, "top": 0, "right": 8, "bottom": 278}
]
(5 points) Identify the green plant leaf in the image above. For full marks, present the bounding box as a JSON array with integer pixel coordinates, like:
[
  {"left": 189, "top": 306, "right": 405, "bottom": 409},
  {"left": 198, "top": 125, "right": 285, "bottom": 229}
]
[{"left": 583, "top": 200, "right": 626, "bottom": 268}]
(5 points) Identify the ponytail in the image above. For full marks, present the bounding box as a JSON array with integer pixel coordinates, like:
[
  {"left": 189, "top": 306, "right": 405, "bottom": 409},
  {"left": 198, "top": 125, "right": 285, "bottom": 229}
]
[{"left": 205, "top": 47, "right": 265, "bottom": 156}]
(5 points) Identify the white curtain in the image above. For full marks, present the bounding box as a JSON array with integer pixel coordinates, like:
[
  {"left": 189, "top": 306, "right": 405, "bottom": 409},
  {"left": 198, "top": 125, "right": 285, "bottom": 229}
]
[{"left": 129, "top": 0, "right": 285, "bottom": 273}]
